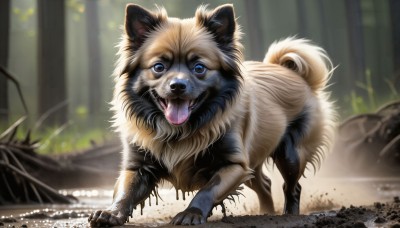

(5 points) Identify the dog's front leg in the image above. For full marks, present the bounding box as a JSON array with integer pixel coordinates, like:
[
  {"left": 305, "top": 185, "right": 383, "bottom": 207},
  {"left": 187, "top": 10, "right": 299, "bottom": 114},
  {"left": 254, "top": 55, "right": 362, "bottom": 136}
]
[
  {"left": 89, "top": 144, "right": 161, "bottom": 227},
  {"left": 88, "top": 170, "right": 156, "bottom": 226},
  {"left": 171, "top": 164, "right": 249, "bottom": 225}
]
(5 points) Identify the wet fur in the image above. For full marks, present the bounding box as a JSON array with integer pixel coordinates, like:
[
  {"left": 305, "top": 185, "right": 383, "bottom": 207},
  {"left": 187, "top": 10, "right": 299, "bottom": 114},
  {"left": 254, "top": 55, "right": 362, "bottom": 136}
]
[{"left": 89, "top": 4, "right": 336, "bottom": 226}]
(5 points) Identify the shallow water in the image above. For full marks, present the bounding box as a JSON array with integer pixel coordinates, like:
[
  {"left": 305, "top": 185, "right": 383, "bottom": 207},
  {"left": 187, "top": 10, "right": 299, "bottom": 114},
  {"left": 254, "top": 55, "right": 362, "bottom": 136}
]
[{"left": 1, "top": 176, "right": 399, "bottom": 227}]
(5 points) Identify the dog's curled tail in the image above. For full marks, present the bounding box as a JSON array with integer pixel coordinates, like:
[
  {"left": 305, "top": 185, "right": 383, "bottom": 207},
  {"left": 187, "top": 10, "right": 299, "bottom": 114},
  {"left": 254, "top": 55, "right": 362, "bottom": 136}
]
[{"left": 263, "top": 37, "right": 333, "bottom": 92}]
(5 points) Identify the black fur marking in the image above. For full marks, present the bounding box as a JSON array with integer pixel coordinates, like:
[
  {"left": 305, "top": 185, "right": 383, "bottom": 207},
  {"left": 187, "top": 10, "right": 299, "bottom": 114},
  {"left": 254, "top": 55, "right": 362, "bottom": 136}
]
[
  {"left": 197, "top": 6, "right": 242, "bottom": 78},
  {"left": 273, "top": 107, "right": 309, "bottom": 215},
  {"left": 275, "top": 107, "right": 310, "bottom": 152},
  {"left": 185, "top": 177, "right": 217, "bottom": 218},
  {"left": 120, "top": 68, "right": 241, "bottom": 138},
  {"left": 189, "top": 72, "right": 241, "bottom": 132},
  {"left": 273, "top": 107, "right": 310, "bottom": 168},
  {"left": 196, "top": 131, "right": 241, "bottom": 171},
  {"left": 125, "top": 4, "right": 164, "bottom": 51},
  {"left": 122, "top": 144, "right": 167, "bottom": 216},
  {"left": 206, "top": 7, "right": 235, "bottom": 45},
  {"left": 207, "top": 131, "right": 242, "bottom": 158},
  {"left": 170, "top": 132, "right": 242, "bottom": 224},
  {"left": 120, "top": 70, "right": 163, "bottom": 130},
  {"left": 124, "top": 144, "right": 168, "bottom": 179},
  {"left": 120, "top": 6, "right": 243, "bottom": 139}
]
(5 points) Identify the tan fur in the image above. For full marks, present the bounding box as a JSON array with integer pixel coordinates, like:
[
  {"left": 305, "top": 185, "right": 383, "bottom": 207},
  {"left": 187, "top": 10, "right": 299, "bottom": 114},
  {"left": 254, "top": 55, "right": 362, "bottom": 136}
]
[
  {"left": 241, "top": 59, "right": 335, "bottom": 172},
  {"left": 112, "top": 10, "right": 246, "bottom": 175},
  {"left": 111, "top": 4, "right": 335, "bottom": 214},
  {"left": 113, "top": 41, "right": 335, "bottom": 176},
  {"left": 88, "top": 5, "right": 337, "bottom": 226}
]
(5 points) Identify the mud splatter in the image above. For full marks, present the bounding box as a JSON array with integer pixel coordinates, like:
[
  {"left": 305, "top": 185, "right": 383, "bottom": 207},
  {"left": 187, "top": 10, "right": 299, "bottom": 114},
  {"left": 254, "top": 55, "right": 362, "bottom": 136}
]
[{"left": 306, "top": 191, "right": 340, "bottom": 212}]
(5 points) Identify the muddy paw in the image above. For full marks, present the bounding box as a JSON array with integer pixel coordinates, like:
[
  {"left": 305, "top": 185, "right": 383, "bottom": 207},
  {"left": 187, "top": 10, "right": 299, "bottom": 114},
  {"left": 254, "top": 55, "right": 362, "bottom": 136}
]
[
  {"left": 88, "top": 209, "right": 127, "bottom": 227},
  {"left": 171, "top": 207, "right": 206, "bottom": 225}
]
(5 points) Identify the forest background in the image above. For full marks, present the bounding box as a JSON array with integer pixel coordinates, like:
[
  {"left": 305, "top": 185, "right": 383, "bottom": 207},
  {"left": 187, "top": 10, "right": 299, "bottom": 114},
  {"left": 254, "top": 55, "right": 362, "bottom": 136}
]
[{"left": 0, "top": 0, "right": 399, "bottom": 154}]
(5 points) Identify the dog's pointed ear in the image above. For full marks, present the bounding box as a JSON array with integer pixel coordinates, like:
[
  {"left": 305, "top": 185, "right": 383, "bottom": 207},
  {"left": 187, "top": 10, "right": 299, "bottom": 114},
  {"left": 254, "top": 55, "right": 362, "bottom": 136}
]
[
  {"left": 196, "top": 4, "right": 236, "bottom": 46},
  {"left": 125, "top": 4, "right": 164, "bottom": 49}
]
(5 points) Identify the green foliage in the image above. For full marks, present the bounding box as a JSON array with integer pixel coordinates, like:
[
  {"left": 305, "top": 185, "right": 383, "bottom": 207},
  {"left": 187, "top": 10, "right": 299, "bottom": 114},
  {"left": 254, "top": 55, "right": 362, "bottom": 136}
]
[
  {"left": 67, "top": 0, "right": 85, "bottom": 21},
  {"left": 12, "top": 5, "right": 36, "bottom": 37},
  {"left": 32, "top": 105, "right": 113, "bottom": 154},
  {"left": 1, "top": 115, "right": 113, "bottom": 155},
  {"left": 37, "top": 125, "right": 111, "bottom": 154},
  {"left": 13, "top": 7, "right": 35, "bottom": 22},
  {"left": 343, "top": 69, "right": 399, "bottom": 118},
  {"left": 355, "top": 69, "right": 376, "bottom": 111},
  {"left": 107, "top": 20, "right": 117, "bottom": 30},
  {"left": 75, "top": 105, "right": 88, "bottom": 119},
  {"left": 349, "top": 91, "right": 368, "bottom": 115}
]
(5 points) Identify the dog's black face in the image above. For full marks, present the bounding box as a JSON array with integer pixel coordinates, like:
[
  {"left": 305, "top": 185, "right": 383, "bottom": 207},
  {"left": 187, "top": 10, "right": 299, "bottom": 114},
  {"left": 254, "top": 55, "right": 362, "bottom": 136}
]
[{"left": 119, "top": 4, "right": 243, "bottom": 134}]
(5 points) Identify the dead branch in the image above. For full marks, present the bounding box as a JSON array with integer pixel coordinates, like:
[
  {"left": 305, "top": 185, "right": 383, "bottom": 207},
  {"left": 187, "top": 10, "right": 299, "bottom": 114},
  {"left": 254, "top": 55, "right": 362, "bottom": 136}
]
[{"left": 0, "top": 66, "right": 28, "bottom": 115}]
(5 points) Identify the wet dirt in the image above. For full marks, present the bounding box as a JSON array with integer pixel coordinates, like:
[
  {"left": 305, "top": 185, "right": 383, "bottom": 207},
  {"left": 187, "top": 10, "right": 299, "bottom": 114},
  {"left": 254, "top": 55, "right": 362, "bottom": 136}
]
[{"left": 1, "top": 164, "right": 400, "bottom": 228}]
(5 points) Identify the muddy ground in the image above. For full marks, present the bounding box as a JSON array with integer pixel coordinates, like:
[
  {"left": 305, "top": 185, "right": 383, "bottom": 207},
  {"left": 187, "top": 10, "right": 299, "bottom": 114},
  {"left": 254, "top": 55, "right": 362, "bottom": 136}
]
[
  {"left": 1, "top": 169, "right": 400, "bottom": 228},
  {"left": 3, "top": 200, "right": 399, "bottom": 228},
  {"left": 1, "top": 142, "right": 400, "bottom": 228}
]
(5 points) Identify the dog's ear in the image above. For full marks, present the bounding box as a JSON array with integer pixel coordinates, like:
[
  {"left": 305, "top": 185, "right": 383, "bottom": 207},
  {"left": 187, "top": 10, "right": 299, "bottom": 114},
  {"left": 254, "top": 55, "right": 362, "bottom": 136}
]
[
  {"left": 125, "top": 4, "right": 165, "bottom": 49},
  {"left": 196, "top": 4, "right": 236, "bottom": 47}
]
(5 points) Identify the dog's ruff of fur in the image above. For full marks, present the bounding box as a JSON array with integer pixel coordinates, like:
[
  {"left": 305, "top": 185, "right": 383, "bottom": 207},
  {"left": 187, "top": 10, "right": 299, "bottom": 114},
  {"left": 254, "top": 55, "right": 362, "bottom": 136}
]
[
  {"left": 89, "top": 4, "right": 336, "bottom": 227},
  {"left": 112, "top": 36, "right": 335, "bottom": 176}
]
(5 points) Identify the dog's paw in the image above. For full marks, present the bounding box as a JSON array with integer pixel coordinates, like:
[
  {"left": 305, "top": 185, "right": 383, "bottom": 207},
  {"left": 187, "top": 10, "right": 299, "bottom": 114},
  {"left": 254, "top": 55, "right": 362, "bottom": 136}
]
[
  {"left": 171, "top": 207, "right": 206, "bottom": 225},
  {"left": 88, "top": 209, "right": 127, "bottom": 227}
]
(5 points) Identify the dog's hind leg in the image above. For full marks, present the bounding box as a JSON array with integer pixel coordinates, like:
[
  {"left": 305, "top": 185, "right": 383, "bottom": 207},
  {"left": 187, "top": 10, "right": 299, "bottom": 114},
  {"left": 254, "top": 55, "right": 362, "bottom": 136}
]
[
  {"left": 274, "top": 134, "right": 303, "bottom": 215},
  {"left": 245, "top": 165, "right": 275, "bottom": 214}
]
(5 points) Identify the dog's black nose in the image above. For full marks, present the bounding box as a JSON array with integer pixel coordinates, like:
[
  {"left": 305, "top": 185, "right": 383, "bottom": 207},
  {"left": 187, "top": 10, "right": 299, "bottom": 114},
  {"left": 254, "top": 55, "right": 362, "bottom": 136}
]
[{"left": 170, "top": 79, "right": 188, "bottom": 94}]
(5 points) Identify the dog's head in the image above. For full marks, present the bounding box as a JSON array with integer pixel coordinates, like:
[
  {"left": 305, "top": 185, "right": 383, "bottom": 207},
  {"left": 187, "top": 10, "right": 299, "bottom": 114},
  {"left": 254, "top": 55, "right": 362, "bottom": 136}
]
[{"left": 114, "top": 4, "right": 243, "bottom": 138}]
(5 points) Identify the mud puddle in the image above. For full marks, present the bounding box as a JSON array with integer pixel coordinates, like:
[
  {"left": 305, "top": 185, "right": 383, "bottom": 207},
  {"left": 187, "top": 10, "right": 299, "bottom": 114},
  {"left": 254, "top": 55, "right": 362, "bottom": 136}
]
[{"left": 1, "top": 176, "right": 400, "bottom": 227}]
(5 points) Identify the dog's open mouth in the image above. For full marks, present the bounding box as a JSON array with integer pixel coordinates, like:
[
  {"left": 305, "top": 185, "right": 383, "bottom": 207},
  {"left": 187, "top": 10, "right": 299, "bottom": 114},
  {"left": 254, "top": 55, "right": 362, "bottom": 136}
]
[{"left": 151, "top": 90, "right": 207, "bottom": 126}]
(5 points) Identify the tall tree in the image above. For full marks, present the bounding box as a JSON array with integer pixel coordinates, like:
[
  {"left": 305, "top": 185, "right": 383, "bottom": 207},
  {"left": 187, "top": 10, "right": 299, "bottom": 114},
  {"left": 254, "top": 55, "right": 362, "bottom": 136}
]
[
  {"left": 345, "top": 0, "right": 366, "bottom": 85},
  {"left": 85, "top": 0, "right": 102, "bottom": 117},
  {"left": 243, "top": 0, "right": 264, "bottom": 60},
  {"left": 297, "top": 0, "right": 308, "bottom": 38},
  {"left": 0, "top": 0, "right": 10, "bottom": 122},
  {"left": 389, "top": 0, "right": 400, "bottom": 77},
  {"left": 37, "top": 0, "right": 67, "bottom": 125}
]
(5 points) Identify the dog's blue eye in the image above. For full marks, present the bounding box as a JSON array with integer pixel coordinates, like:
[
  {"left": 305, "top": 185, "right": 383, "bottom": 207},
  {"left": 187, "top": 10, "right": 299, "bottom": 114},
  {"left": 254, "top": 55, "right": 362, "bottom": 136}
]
[
  {"left": 193, "top": 63, "right": 207, "bottom": 77},
  {"left": 153, "top": 63, "right": 165, "bottom": 73}
]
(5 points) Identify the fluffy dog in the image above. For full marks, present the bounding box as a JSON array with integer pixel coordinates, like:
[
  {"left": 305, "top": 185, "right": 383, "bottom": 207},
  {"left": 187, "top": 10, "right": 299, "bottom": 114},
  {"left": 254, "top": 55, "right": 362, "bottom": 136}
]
[{"left": 89, "top": 4, "right": 336, "bottom": 226}]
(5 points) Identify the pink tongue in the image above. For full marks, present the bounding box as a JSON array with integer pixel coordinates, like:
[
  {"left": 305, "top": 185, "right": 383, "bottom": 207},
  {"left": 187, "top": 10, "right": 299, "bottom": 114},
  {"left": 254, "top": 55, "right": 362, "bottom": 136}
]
[{"left": 165, "top": 100, "right": 190, "bottom": 125}]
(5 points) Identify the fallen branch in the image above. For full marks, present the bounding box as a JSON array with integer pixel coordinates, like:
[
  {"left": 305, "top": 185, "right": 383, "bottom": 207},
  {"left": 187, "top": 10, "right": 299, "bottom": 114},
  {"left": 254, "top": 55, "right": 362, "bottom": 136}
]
[
  {"left": 0, "top": 120, "right": 77, "bottom": 205},
  {"left": 0, "top": 161, "right": 74, "bottom": 204},
  {"left": 0, "top": 65, "right": 28, "bottom": 115}
]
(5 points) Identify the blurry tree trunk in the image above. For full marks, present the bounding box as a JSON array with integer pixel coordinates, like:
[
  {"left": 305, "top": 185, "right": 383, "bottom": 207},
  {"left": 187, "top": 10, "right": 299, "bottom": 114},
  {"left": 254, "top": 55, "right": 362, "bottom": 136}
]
[
  {"left": 390, "top": 0, "right": 400, "bottom": 77},
  {"left": 85, "top": 0, "right": 102, "bottom": 117},
  {"left": 243, "top": 0, "right": 263, "bottom": 60},
  {"left": 297, "top": 0, "right": 308, "bottom": 38},
  {"left": 37, "top": 0, "right": 67, "bottom": 125},
  {"left": 345, "top": 0, "right": 365, "bottom": 85},
  {"left": 0, "top": 0, "right": 10, "bottom": 122},
  {"left": 317, "top": 1, "right": 329, "bottom": 52}
]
